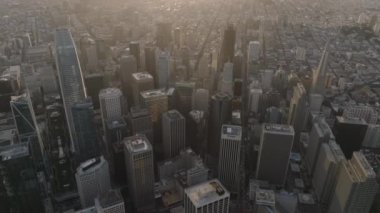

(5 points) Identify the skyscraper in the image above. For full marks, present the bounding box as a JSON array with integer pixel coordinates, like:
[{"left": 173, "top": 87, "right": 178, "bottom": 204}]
[
  {"left": 305, "top": 116, "right": 333, "bottom": 174},
  {"left": 248, "top": 88, "right": 262, "bottom": 113},
  {"left": 129, "top": 41, "right": 141, "bottom": 69},
  {"left": 333, "top": 116, "right": 368, "bottom": 159},
  {"left": 71, "top": 98, "right": 100, "bottom": 162},
  {"left": 175, "top": 81, "right": 196, "bottom": 116},
  {"left": 311, "top": 41, "right": 329, "bottom": 95},
  {"left": 140, "top": 89, "right": 168, "bottom": 123},
  {"left": 248, "top": 41, "right": 261, "bottom": 62},
  {"left": 156, "top": 50, "right": 171, "bottom": 88},
  {"left": 261, "top": 70, "right": 274, "bottom": 90},
  {"left": 218, "top": 125, "right": 242, "bottom": 193},
  {"left": 156, "top": 22, "right": 172, "bottom": 50},
  {"left": 145, "top": 46, "right": 157, "bottom": 81},
  {"left": 256, "top": 124, "right": 294, "bottom": 186},
  {"left": 208, "top": 92, "right": 232, "bottom": 158},
  {"left": 99, "top": 88, "right": 124, "bottom": 131},
  {"left": 131, "top": 72, "right": 154, "bottom": 106},
  {"left": 328, "top": 151, "right": 378, "bottom": 213},
  {"left": 10, "top": 94, "right": 35, "bottom": 136},
  {"left": 220, "top": 24, "right": 236, "bottom": 66},
  {"left": 124, "top": 135, "right": 155, "bottom": 210},
  {"left": 128, "top": 106, "right": 153, "bottom": 143},
  {"left": 54, "top": 28, "right": 86, "bottom": 152},
  {"left": 218, "top": 62, "right": 234, "bottom": 96},
  {"left": 188, "top": 110, "right": 207, "bottom": 155},
  {"left": 0, "top": 143, "right": 43, "bottom": 213},
  {"left": 75, "top": 156, "right": 111, "bottom": 208},
  {"left": 288, "top": 83, "right": 307, "bottom": 142},
  {"left": 162, "top": 110, "right": 186, "bottom": 158},
  {"left": 84, "top": 73, "right": 104, "bottom": 109},
  {"left": 184, "top": 179, "right": 230, "bottom": 213},
  {"left": 312, "top": 141, "right": 346, "bottom": 211},
  {"left": 120, "top": 55, "right": 137, "bottom": 104},
  {"left": 192, "top": 88, "right": 209, "bottom": 112}
]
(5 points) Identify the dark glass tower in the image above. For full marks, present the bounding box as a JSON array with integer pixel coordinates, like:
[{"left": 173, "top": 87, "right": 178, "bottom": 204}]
[
  {"left": 220, "top": 24, "right": 236, "bottom": 66},
  {"left": 208, "top": 92, "right": 232, "bottom": 158},
  {"left": 71, "top": 98, "right": 100, "bottom": 163}
]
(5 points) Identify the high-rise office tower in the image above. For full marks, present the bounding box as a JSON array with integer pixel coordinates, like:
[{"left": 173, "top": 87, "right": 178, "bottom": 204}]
[
  {"left": 219, "top": 62, "right": 234, "bottom": 96},
  {"left": 128, "top": 106, "right": 153, "bottom": 143},
  {"left": 124, "top": 135, "right": 155, "bottom": 210},
  {"left": 174, "top": 27, "right": 182, "bottom": 48},
  {"left": 75, "top": 156, "right": 111, "bottom": 208},
  {"left": 248, "top": 41, "right": 261, "bottom": 62},
  {"left": 184, "top": 179, "right": 230, "bottom": 213},
  {"left": 162, "top": 110, "right": 186, "bottom": 158},
  {"left": 288, "top": 83, "right": 307, "bottom": 142},
  {"left": 54, "top": 28, "right": 86, "bottom": 152},
  {"left": 362, "top": 124, "right": 380, "bottom": 148},
  {"left": 309, "top": 93, "right": 324, "bottom": 113},
  {"left": 84, "top": 73, "right": 104, "bottom": 109},
  {"left": 188, "top": 110, "right": 207, "bottom": 155},
  {"left": 233, "top": 51, "right": 243, "bottom": 79},
  {"left": 248, "top": 88, "right": 262, "bottom": 113},
  {"left": 10, "top": 94, "right": 35, "bottom": 136},
  {"left": 156, "top": 50, "right": 171, "bottom": 88},
  {"left": 120, "top": 55, "right": 137, "bottom": 104},
  {"left": 95, "top": 38, "right": 107, "bottom": 60},
  {"left": 218, "top": 125, "right": 242, "bottom": 193},
  {"left": 71, "top": 98, "right": 100, "bottom": 162},
  {"left": 313, "top": 141, "right": 346, "bottom": 211},
  {"left": 0, "top": 143, "right": 43, "bottom": 213},
  {"left": 131, "top": 72, "right": 154, "bottom": 106},
  {"left": 129, "top": 41, "right": 141, "bottom": 69},
  {"left": 256, "top": 124, "right": 294, "bottom": 186},
  {"left": 328, "top": 151, "right": 378, "bottom": 213},
  {"left": 220, "top": 24, "right": 236, "bottom": 66},
  {"left": 94, "top": 190, "right": 125, "bottom": 213},
  {"left": 145, "top": 46, "right": 157, "bottom": 81},
  {"left": 343, "top": 105, "right": 378, "bottom": 124},
  {"left": 305, "top": 117, "right": 333, "bottom": 174},
  {"left": 261, "top": 70, "right": 274, "bottom": 90},
  {"left": 192, "top": 88, "right": 209, "bottom": 112},
  {"left": 272, "top": 68, "right": 288, "bottom": 95},
  {"left": 208, "top": 92, "right": 232, "bottom": 158},
  {"left": 311, "top": 41, "right": 329, "bottom": 95},
  {"left": 264, "top": 107, "right": 286, "bottom": 124},
  {"left": 175, "top": 81, "right": 195, "bottom": 116},
  {"left": 99, "top": 88, "right": 124, "bottom": 131},
  {"left": 333, "top": 116, "right": 368, "bottom": 159},
  {"left": 156, "top": 22, "right": 172, "bottom": 50},
  {"left": 140, "top": 89, "right": 168, "bottom": 123}
]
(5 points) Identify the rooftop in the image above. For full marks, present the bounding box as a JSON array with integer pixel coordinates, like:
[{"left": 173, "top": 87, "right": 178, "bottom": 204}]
[
  {"left": 255, "top": 189, "right": 275, "bottom": 206},
  {"left": 130, "top": 106, "right": 150, "bottom": 118},
  {"left": 164, "top": 110, "right": 184, "bottom": 120},
  {"left": 77, "top": 156, "right": 104, "bottom": 173},
  {"left": 0, "top": 143, "right": 29, "bottom": 161},
  {"left": 263, "top": 123, "right": 294, "bottom": 135},
  {"left": 97, "top": 190, "right": 124, "bottom": 208},
  {"left": 124, "top": 134, "right": 152, "bottom": 153},
  {"left": 221, "top": 124, "right": 242, "bottom": 139},
  {"left": 336, "top": 116, "right": 367, "bottom": 125},
  {"left": 99, "top": 87, "right": 122, "bottom": 97},
  {"left": 141, "top": 89, "right": 167, "bottom": 98},
  {"left": 132, "top": 72, "right": 153, "bottom": 81},
  {"left": 185, "top": 179, "right": 229, "bottom": 208}
]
